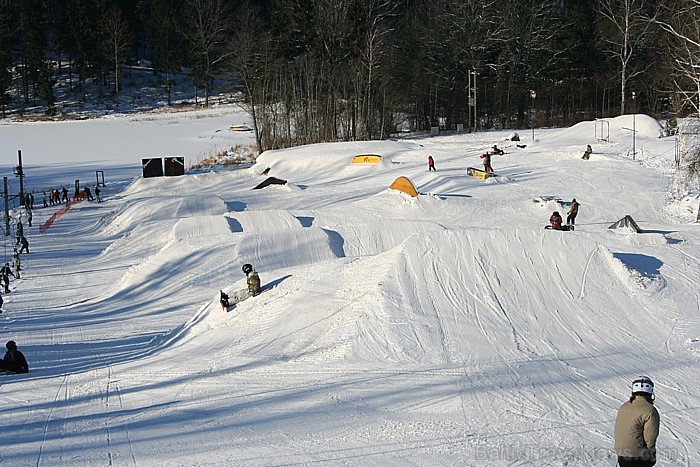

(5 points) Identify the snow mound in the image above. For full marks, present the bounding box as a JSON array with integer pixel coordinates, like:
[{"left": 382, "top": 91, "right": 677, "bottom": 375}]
[
  {"left": 172, "top": 215, "right": 233, "bottom": 239},
  {"left": 226, "top": 209, "right": 302, "bottom": 232}
]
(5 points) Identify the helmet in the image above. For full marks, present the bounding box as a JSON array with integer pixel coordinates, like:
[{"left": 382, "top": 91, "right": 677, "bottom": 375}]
[
  {"left": 242, "top": 263, "right": 253, "bottom": 274},
  {"left": 553, "top": 211, "right": 559, "bottom": 216},
  {"left": 6, "top": 340, "right": 16, "bottom": 350},
  {"left": 632, "top": 375, "right": 654, "bottom": 395}
]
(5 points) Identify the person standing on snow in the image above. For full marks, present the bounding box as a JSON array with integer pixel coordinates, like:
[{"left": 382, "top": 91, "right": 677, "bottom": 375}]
[
  {"left": 428, "top": 155, "right": 436, "bottom": 171},
  {"left": 0, "top": 340, "right": 29, "bottom": 374},
  {"left": 242, "top": 263, "right": 261, "bottom": 296},
  {"left": 615, "top": 376, "right": 660, "bottom": 467},
  {"left": 1, "top": 263, "right": 14, "bottom": 293},
  {"left": 567, "top": 198, "right": 580, "bottom": 225},
  {"left": 480, "top": 152, "right": 493, "bottom": 173},
  {"left": 18, "top": 236, "right": 29, "bottom": 254}
]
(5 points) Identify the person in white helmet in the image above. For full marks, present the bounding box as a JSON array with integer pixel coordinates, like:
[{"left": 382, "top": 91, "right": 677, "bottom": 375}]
[{"left": 614, "top": 376, "right": 660, "bottom": 466}]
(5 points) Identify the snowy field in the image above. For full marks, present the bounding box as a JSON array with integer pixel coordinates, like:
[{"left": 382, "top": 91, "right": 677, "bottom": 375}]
[{"left": 0, "top": 109, "right": 699, "bottom": 466}]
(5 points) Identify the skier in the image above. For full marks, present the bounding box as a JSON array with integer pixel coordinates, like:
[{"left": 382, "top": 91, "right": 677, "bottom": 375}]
[
  {"left": 614, "top": 376, "right": 660, "bottom": 467},
  {"left": 242, "top": 263, "right": 261, "bottom": 296},
  {"left": 1, "top": 263, "right": 13, "bottom": 293},
  {"left": 19, "top": 236, "right": 29, "bottom": 254},
  {"left": 582, "top": 144, "right": 592, "bottom": 160},
  {"left": 480, "top": 152, "right": 493, "bottom": 173},
  {"left": 567, "top": 198, "right": 580, "bottom": 225},
  {"left": 549, "top": 211, "right": 563, "bottom": 230},
  {"left": 220, "top": 290, "right": 230, "bottom": 310},
  {"left": 0, "top": 340, "right": 29, "bottom": 374},
  {"left": 428, "top": 155, "right": 436, "bottom": 171}
]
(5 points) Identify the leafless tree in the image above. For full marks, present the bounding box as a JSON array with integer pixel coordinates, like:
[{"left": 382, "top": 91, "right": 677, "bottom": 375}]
[
  {"left": 597, "top": 0, "right": 659, "bottom": 114},
  {"left": 102, "top": 6, "right": 132, "bottom": 103},
  {"left": 181, "top": 0, "right": 231, "bottom": 106},
  {"left": 656, "top": 0, "right": 700, "bottom": 115}
]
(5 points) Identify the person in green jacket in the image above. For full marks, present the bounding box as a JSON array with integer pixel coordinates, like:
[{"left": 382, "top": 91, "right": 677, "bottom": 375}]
[
  {"left": 242, "top": 263, "right": 261, "bottom": 296},
  {"left": 614, "top": 376, "right": 660, "bottom": 467}
]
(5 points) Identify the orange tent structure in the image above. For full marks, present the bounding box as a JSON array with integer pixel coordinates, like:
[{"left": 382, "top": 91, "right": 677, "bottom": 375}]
[{"left": 389, "top": 176, "right": 419, "bottom": 197}]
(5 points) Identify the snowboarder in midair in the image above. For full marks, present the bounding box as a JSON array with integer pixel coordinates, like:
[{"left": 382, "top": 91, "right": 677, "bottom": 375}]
[{"left": 242, "top": 263, "right": 261, "bottom": 296}]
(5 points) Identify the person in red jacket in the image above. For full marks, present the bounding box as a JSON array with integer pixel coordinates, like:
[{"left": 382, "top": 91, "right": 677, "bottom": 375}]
[
  {"left": 549, "top": 211, "right": 563, "bottom": 229},
  {"left": 428, "top": 155, "right": 436, "bottom": 171}
]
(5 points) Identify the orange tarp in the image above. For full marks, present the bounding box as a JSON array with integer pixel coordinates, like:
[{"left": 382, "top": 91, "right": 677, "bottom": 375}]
[{"left": 389, "top": 176, "right": 419, "bottom": 197}]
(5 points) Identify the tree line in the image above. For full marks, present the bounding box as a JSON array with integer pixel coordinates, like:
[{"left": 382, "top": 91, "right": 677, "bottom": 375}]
[{"left": 2, "top": 0, "right": 700, "bottom": 154}]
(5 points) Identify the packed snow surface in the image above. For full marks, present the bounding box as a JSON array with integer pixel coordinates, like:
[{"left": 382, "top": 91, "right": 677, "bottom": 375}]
[{"left": 0, "top": 112, "right": 698, "bottom": 466}]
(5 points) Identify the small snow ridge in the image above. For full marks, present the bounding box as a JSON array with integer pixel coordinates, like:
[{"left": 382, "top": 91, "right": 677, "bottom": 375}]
[{"left": 607, "top": 251, "right": 667, "bottom": 293}]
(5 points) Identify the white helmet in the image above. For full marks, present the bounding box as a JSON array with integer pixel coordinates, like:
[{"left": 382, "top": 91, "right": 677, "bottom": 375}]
[{"left": 632, "top": 376, "right": 654, "bottom": 395}]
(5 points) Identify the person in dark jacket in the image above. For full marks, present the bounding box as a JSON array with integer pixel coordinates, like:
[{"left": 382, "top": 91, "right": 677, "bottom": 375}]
[
  {"left": 19, "top": 236, "right": 29, "bottom": 254},
  {"left": 582, "top": 144, "right": 593, "bottom": 160},
  {"left": 242, "top": 263, "right": 261, "bottom": 296},
  {"left": 615, "top": 376, "right": 660, "bottom": 466},
  {"left": 1, "top": 263, "right": 13, "bottom": 293},
  {"left": 0, "top": 340, "right": 29, "bottom": 373}
]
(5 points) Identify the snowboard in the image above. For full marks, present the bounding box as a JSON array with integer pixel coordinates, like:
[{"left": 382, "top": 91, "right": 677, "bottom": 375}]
[
  {"left": 221, "top": 284, "right": 270, "bottom": 312},
  {"left": 467, "top": 167, "right": 497, "bottom": 179},
  {"left": 544, "top": 224, "right": 575, "bottom": 231}
]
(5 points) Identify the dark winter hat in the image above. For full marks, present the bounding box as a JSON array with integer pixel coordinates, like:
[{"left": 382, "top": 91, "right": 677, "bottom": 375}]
[
  {"left": 6, "top": 340, "right": 17, "bottom": 350},
  {"left": 242, "top": 263, "right": 253, "bottom": 275}
]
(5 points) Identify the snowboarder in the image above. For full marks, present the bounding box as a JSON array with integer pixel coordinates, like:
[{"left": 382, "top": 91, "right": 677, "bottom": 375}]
[
  {"left": 1, "top": 263, "right": 13, "bottom": 293},
  {"left": 582, "top": 144, "right": 592, "bottom": 160},
  {"left": 428, "top": 155, "right": 436, "bottom": 171},
  {"left": 18, "top": 236, "right": 29, "bottom": 254},
  {"left": 491, "top": 145, "right": 504, "bottom": 155},
  {"left": 42, "top": 192, "right": 48, "bottom": 208},
  {"left": 95, "top": 186, "right": 101, "bottom": 202},
  {"left": 220, "top": 290, "right": 230, "bottom": 310},
  {"left": 84, "top": 186, "right": 94, "bottom": 201},
  {"left": 242, "top": 263, "right": 261, "bottom": 296},
  {"left": 549, "top": 211, "right": 563, "bottom": 230},
  {"left": 567, "top": 198, "right": 580, "bottom": 225},
  {"left": 614, "top": 376, "right": 659, "bottom": 467},
  {"left": 62, "top": 187, "right": 68, "bottom": 203},
  {"left": 0, "top": 340, "right": 29, "bottom": 374},
  {"left": 0, "top": 291, "right": 3, "bottom": 312},
  {"left": 480, "top": 152, "right": 493, "bottom": 173}
]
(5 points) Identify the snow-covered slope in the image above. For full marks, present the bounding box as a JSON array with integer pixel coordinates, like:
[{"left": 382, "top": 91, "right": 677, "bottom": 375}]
[{"left": 0, "top": 111, "right": 698, "bottom": 466}]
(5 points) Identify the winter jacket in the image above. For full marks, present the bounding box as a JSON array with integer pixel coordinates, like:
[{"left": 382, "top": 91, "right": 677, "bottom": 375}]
[
  {"left": 247, "top": 271, "right": 261, "bottom": 295},
  {"left": 549, "top": 213, "right": 563, "bottom": 228},
  {"left": 1, "top": 348, "right": 29, "bottom": 373},
  {"left": 614, "top": 396, "right": 660, "bottom": 462},
  {"left": 568, "top": 201, "right": 579, "bottom": 215}
]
